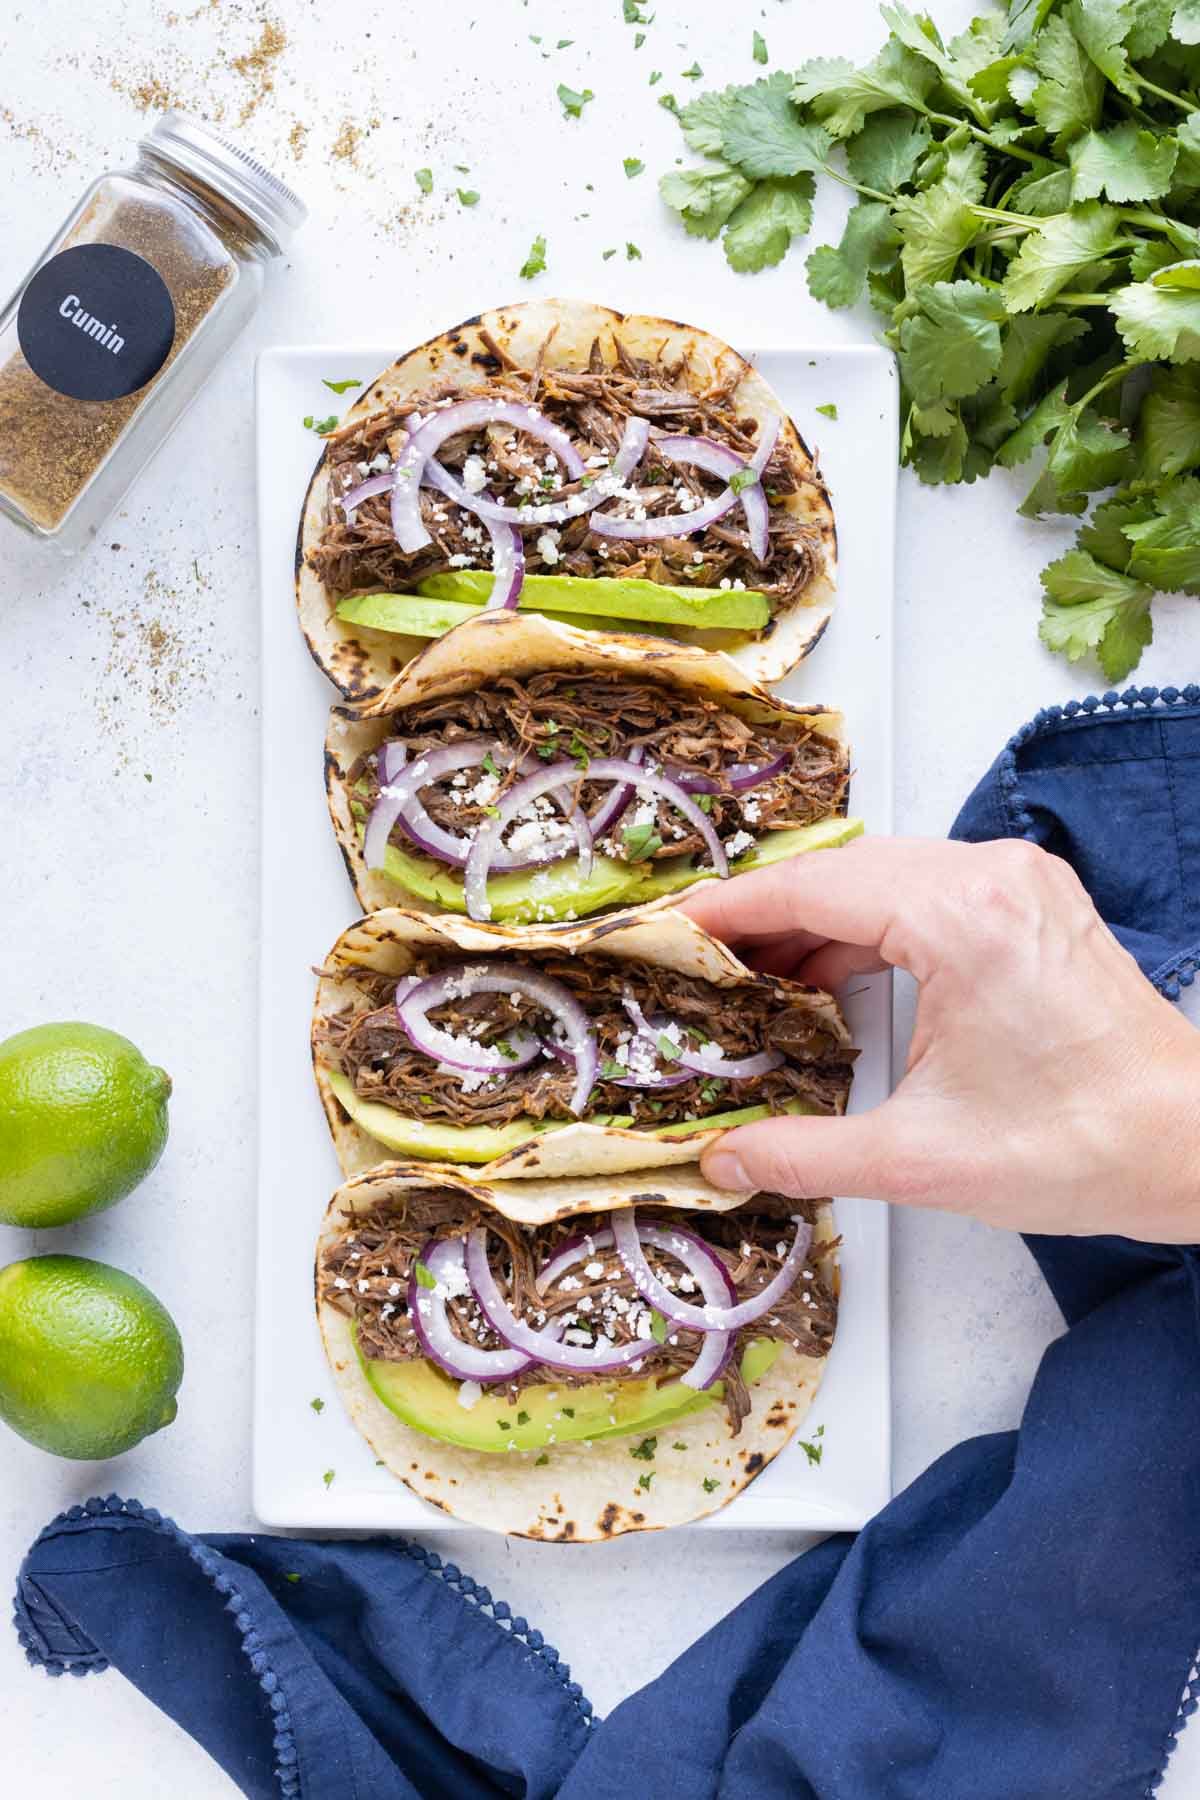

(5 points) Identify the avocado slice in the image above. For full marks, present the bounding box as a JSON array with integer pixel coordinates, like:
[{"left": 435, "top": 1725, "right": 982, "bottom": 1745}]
[
  {"left": 337, "top": 592, "right": 621, "bottom": 639},
  {"left": 329, "top": 1070, "right": 814, "bottom": 1163},
  {"left": 421, "top": 570, "right": 770, "bottom": 630},
  {"left": 359, "top": 1334, "right": 783, "bottom": 1452},
  {"left": 373, "top": 841, "right": 641, "bottom": 923},
  {"left": 629, "top": 816, "right": 866, "bottom": 903}
]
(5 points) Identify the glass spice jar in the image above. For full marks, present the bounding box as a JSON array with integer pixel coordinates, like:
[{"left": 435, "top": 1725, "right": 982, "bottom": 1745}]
[{"left": 0, "top": 112, "right": 305, "bottom": 551}]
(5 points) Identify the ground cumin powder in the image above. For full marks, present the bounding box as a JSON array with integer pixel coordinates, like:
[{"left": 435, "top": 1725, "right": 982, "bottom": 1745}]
[{"left": 0, "top": 113, "right": 304, "bottom": 545}]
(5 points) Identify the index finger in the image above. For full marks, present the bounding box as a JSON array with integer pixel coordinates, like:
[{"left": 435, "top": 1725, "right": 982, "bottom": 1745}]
[{"left": 677, "top": 835, "right": 964, "bottom": 974}]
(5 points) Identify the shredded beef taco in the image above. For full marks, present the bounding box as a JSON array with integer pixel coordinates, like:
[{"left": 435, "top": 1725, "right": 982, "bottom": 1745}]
[
  {"left": 317, "top": 1161, "right": 838, "bottom": 1537},
  {"left": 312, "top": 905, "right": 855, "bottom": 1179},
  {"left": 326, "top": 610, "right": 862, "bottom": 921},
  {"left": 297, "top": 299, "right": 837, "bottom": 701}
]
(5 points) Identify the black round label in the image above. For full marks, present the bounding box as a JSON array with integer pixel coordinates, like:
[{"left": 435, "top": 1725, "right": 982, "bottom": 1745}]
[{"left": 17, "top": 243, "right": 176, "bottom": 402}]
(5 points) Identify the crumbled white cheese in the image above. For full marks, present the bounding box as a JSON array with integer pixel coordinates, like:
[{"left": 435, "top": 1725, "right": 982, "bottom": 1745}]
[
  {"left": 726, "top": 829, "right": 756, "bottom": 859},
  {"left": 456, "top": 1380, "right": 483, "bottom": 1411},
  {"left": 461, "top": 454, "right": 487, "bottom": 494},
  {"left": 536, "top": 529, "right": 561, "bottom": 566}
]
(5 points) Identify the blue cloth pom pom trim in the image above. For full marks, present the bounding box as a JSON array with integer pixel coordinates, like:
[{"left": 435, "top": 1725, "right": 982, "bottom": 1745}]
[
  {"left": 993, "top": 684, "right": 1200, "bottom": 1002},
  {"left": 13, "top": 1494, "right": 593, "bottom": 1799}
]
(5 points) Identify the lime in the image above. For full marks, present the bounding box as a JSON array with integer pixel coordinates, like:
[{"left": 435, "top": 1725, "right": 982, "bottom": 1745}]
[
  {"left": 0, "top": 1255, "right": 183, "bottom": 1459},
  {"left": 0, "top": 1022, "right": 171, "bottom": 1228}
]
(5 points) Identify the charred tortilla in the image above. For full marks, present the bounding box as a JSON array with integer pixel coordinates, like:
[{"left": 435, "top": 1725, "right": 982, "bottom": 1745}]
[
  {"left": 325, "top": 610, "right": 860, "bottom": 919},
  {"left": 316, "top": 1161, "right": 838, "bottom": 1538},
  {"left": 311, "top": 903, "right": 854, "bottom": 1180},
  {"left": 297, "top": 300, "right": 837, "bottom": 701}
]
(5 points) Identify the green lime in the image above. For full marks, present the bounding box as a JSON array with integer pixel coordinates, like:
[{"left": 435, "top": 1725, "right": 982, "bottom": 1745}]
[
  {"left": 0, "top": 1022, "right": 171, "bottom": 1228},
  {"left": 0, "top": 1255, "right": 183, "bottom": 1459}
]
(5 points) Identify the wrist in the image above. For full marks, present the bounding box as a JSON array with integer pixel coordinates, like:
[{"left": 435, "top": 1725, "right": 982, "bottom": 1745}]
[{"left": 1134, "top": 1026, "right": 1200, "bottom": 1242}]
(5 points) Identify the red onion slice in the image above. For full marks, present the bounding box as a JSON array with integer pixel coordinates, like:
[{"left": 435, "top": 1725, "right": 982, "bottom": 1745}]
[
  {"left": 615, "top": 1218, "right": 735, "bottom": 1390},
  {"left": 589, "top": 486, "right": 738, "bottom": 544},
  {"left": 431, "top": 412, "right": 651, "bottom": 529},
  {"left": 366, "top": 741, "right": 584, "bottom": 874},
  {"left": 650, "top": 415, "right": 781, "bottom": 563},
  {"left": 398, "top": 960, "right": 598, "bottom": 1115},
  {"left": 396, "top": 969, "right": 542, "bottom": 1075},
  {"left": 622, "top": 998, "right": 784, "bottom": 1082},
  {"left": 727, "top": 751, "right": 791, "bottom": 792},
  {"left": 341, "top": 469, "right": 394, "bottom": 513},
  {"left": 587, "top": 743, "right": 644, "bottom": 839},
  {"left": 409, "top": 1237, "right": 541, "bottom": 1383},
  {"left": 465, "top": 1228, "right": 660, "bottom": 1372},
  {"left": 466, "top": 756, "right": 726, "bottom": 921},
  {"left": 613, "top": 1210, "right": 812, "bottom": 1335},
  {"left": 534, "top": 1227, "right": 616, "bottom": 1296},
  {"left": 421, "top": 458, "right": 524, "bottom": 609}
]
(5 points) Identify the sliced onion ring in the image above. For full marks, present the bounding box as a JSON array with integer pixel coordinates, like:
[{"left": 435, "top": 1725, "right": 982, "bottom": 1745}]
[
  {"left": 613, "top": 1209, "right": 812, "bottom": 1335},
  {"left": 396, "top": 969, "right": 542, "bottom": 1075},
  {"left": 422, "top": 458, "right": 524, "bottom": 608},
  {"left": 430, "top": 412, "right": 651, "bottom": 529},
  {"left": 366, "top": 741, "right": 584, "bottom": 873},
  {"left": 587, "top": 742, "right": 644, "bottom": 839},
  {"left": 534, "top": 1227, "right": 616, "bottom": 1296},
  {"left": 593, "top": 412, "right": 781, "bottom": 559},
  {"left": 409, "top": 1237, "right": 541, "bottom": 1383},
  {"left": 623, "top": 998, "right": 784, "bottom": 1082},
  {"left": 465, "top": 1228, "right": 660, "bottom": 1372},
  {"left": 466, "top": 756, "right": 726, "bottom": 922}
]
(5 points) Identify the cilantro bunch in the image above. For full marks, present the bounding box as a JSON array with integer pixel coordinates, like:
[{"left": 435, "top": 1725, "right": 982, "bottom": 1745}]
[{"left": 659, "top": 0, "right": 1200, "bottom": 680}]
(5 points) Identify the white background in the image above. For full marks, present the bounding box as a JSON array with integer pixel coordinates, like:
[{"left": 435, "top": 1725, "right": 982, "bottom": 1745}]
[{"left": 1, "top": 0, "right": 1197, "bottom": 1793}]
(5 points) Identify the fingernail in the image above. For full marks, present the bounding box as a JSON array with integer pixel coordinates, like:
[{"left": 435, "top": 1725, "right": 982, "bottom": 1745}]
[{"left": 701, "top": 1147, "right": 753, "bottom": 1191}]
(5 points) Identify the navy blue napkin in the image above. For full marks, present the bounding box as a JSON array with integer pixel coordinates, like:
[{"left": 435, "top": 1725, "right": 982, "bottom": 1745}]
[{"left": 15, "top": 685, "right": 1200, "bottom": 1799}]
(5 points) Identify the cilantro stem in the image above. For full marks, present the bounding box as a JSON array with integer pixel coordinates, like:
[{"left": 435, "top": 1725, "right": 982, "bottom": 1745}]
[
  {"left": 923, "top": 109, "right": 1045, "bottom": 168},
  {"left": 1051, "top": 291, "right": 1119, "bottom": 305},
  {"left": 1130, "top": 71, "right": 1193, "bottom": 114},
  {"left": 1074, "top": 360, "right": 1139, "bottom": 411}
]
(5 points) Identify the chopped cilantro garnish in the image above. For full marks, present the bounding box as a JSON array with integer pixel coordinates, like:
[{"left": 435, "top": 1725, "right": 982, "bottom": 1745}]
[
  {"left": 454, "top": 163, "right": 470, "bottom": 172},
  {"left": 562, "top": 1406, "right": 575, "bottom": 1418},
  {"left": 702, "top": 1477, "right": 720, "bottom": 1493},
  {"left": 557, "top": 82, "right": 594, "bottom": 119},
  {"left": 634, "top": 30, "right": 646, "bottom": 48},
  {"left": 482, "top": 751, "right": 499, "bottom": 776},
  {"left": 483, "top": 805, "right": 501, "bottom": 819},
  {"left": 517, "top": 1409, "right": 531, "bottom": 1425},
  {"left": 322, "top": 377, "right": 361, "bottom": 394},
  {"left": 322, "top": 1469, "right": 335, "bottom": 1489},
  {"left": 752, "top": 30, "right": 767, "bottom": 64},
  {"left": 496, "top": 1037, "right": 519, "bottom": 1062},
  {"left": 537, "top": 742, "right": 558, "bottom": 759},
  {"left": 637, "top": 1471, "right": 655, "bottom": 1491},
  {"left": 556, "top": 38, "right": 573, "bottom": 48},
  {"left": 656, "top": 1032, "right": 681, "bottom": 1062},
  {"left": 529, "top": 33, "right": 541, "bottom": 43},
  {"left": 535, "top": 1453, "right": 550, "bottom": 1465},
  {"left": 284, "top": 1572, "right": 301, "bottom": 1584},
  {"left": 303, "top": 414, "right": 339, "bottom": 434},
  {"left": 681, "top": 61, "right": 702, "bottom": 79},
  {"left": 601, "top": 1058, "right": 627, "bottom": 1079},
  {"left": 729, "top": 467, "right": 758, "bottom": 494},
  {"left": 569, "top": 730, "right": 590, "bottom": 768},
  {"left": 625, "top": 241, "right": 642, "bottom": 261},
  {"left": 697, "top": 793, "right": 713, "bottom": 813},
  {"left": 650, "top": 1310, "right": 668, "bottom": 1343},
  {"left": 630, "top": 1436, "right": 657, "bottom": 1460},
  {"left": 602, "top": 248, "right": 617, "bottom": 261},
  {"left": 799, "top": 1438, "right": 823, "bottom": 1466},
  {"left": 497, "top": 1419, "right": 511, "bottom": 1431},
  {"left": 648, "top": 1099, "right": 664, "bottom": 1115},
  {"left": 419, "top": 1094, "right": 435, "bottom": 1106},
  {"left": 649, "top": 69, "right": 662, "bottom": 85},
  {"left": 699, "top": 1077, "right": 726, "bottom": 1104},
  {"left": 519, "top": 234, "right": 547, "bottom": 280},
  {"left": 622, "top": 820, "right": 663, "bottom": 861},
  {"left": 672, "top": 1442, "right": 688, "bottom": 1451},
  {"left": 623, "top": 157, "right": 644, "bottom": 179},
  {"left": 623, "top": 0, "right": 653, "bottom": 20},
  {"left": 658, "top": 91, "right": 678, "bottom": 112},
  {"left": 309, "top": 1397, "right": 325, "bottom": 1413},
  {"left": 815, "top": 403, "right": 838, "bottom": 420},
  {"left": 457, "top": 188, "right": 480, "bottom": 207},
  {"left": 413, "top": 1261, "right": 437, "bottom": 1290},
  {"left": 414, "top": 168, "right": 433, "bottom": 194}
]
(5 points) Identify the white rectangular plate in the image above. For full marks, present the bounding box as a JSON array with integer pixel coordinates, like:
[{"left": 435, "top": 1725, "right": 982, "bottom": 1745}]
[{"left": 253, "top": 342, "right": 896, "bottom": 1532}]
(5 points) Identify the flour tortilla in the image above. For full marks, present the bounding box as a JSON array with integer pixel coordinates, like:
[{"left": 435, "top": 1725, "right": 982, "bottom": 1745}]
[
  {"left": 325, "top": 608, "right": 848, "bottom": 914},
  {"left": 312, "top": 902, "right": 852, "bottom": 1179},
  {"left": 316, "top": 1160, "right": 837, "bottom": 1538},
  {"left": 296, "top": 299, "right": 837, "bottom": 701}
]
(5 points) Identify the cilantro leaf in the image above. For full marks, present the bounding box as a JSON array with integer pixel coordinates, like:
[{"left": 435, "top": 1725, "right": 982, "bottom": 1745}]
[
  {"left": 1066, "top": 0, "right": 1140, "bottom": 101},
  {"left": 622, "top": 820, "right": 664, "bottom": 860},
  {"left": 805, "top": 200, "right": 900, "bottom": 309},
  {"left": 650, "top": 1310, "right": 668, "bottom": 1342},
  {"left": 304, "top": 414, "right": 339, "bottom": 435},
  {"left": 1078, "top": 491, "right": 1157, "bottom": 567},
  {"left": 322, "top": 1469, "right": 336, "bottom": 1488},
  {"left": 626, "top": 241, "right": 642, "bottom": 260},
  {"left": 680, "top": 86, "right": 739, "bottom": 156},
  {"left": 1001, "top": 201, "right": 1121, "bottom": 310},
  {"left": 457, "top": 188, "right": 480, "bottom": 207},
  {"left": 558, "top": 83, "right": 594, "bottom": 119},
  {"left": 1069, "top": 122, "right": 1178, "bottom": 202},
  {"left": 414, "top": 168, "right": 433, "bottom": 193},
  {"left": 702, "top": 1476, "right": 721, "bottom": 1493},
  {"left": 413, "top": 1260, "right": 438, "bottom": 1290},
  {"left": 723, "top": 174, "right": 815, "bottom": 271},
  {"left": 1025, "top": 11, "right": 1105, "bottom": 146},
  {"left": 793, "top": 40, "right": 936, "bottom": 138},
  {"left": 816, "top": 402, "right": 839, "bottom": 419},
  {"left": 721, "top": 73, "right": 834, "bottom": 178},
  {"left": 753, "top": 30, "right": 768, "bottom": 64},
  {"left": 1110, "top": 265, "right": 1200, "bottom": 361},
  {"left": 1039, "top": 549, "right": 1155, "bottom": 679},
  {"left": 637, "top": 1471, "right": 655, "bottom": 1490},
  {"left": 682, "top": 61, "right": 703, "bottom": 80},
  {"left": 995, "top": 384, "right": 1075, "bottom": 466},
  {"left": 996, "top": 314, "right": 1089, "bottom": 406},
  {"left": 799, "top": 1438, "right": 824, "bottom": 1465},
  {"left": 1174, "top": 0, "right": 1200, "bottom": 42},
  {"left": 535, "top": 1453, "right": 550, "bottom": 1465},
  {"left": 660, "top": 163, "right": 752, "bottom": 238},
  {"left": 630, "top": 1436, "right": 657, "bottom": 1460},
  {"left": 1139, "top": 364, "right": 1200, "bottom": 477},
  {"left": 310, "top": 1396, "right": 325, "bottom": 1413},
  {"left": 898, "top": 279, "right": 1007, "bottom": 406},
  {"left": 1123, "top": 477, "right": 1200, "bottom": 590},
  {"left": 893, "top": 170, "right": 983, "bottom": 288},
  {"left": 519, "top": 234, "right": 548, "bottom": 280},
  {"left": 844, "top": 109, "right": 932, "bottom": 191},
  {"left": 322, "top": 378, "right": 361, "bottom": 394},
  {"left": 623, "top": 157, "right": 645, "bottom": 178}
]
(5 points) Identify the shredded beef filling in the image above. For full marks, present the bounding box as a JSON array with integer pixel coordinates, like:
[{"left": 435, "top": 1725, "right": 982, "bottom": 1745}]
[
  {"left": 320, "top": 1192, "right": 838, "bottom": 1434},
  {"left": 315, "top": 952, "right": 855, "bottom": 1129},
  {"left": 307, "top": 336, "right": 826, "bottom": 617},
  {"left": 348, "top": 669, "right": 848, "bottom": 868}
]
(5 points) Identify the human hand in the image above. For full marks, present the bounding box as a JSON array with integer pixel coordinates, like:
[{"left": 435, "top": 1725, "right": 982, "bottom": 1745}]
[{"left": 680, "top": 837, "right": 1200, "bottom": 1241}]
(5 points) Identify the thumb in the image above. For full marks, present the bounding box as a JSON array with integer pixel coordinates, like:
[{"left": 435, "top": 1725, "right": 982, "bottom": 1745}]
[{"left": 699, "top": 1109, "right": 901, "bottom": 1201}]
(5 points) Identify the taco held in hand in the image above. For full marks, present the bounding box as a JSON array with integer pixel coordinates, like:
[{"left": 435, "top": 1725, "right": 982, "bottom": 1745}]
[
  {"left": 297, "top": 300, "right": 837, "bottom": 701},
  {"left": 326, "top": 612, "right": 861, "bottom": 922},
  {"left": 312, "top": 906, "right": 856, "bottom": 1180},
  {"left": 317, "top": 1163, "right": 838, "bottom": 1538}
]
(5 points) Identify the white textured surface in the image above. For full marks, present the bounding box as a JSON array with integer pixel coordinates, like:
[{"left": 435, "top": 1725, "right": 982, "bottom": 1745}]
[{"left": 1, "top": 0, "right": 1197, "bottom": 1793}]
